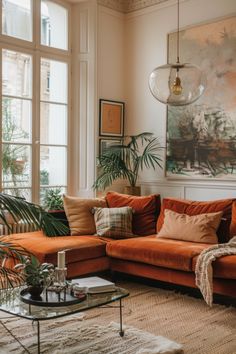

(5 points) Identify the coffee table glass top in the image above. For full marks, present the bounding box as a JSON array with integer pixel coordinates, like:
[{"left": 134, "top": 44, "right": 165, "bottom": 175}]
[{"left": 0, "top": 286, "right": 129, "bottom": 321}]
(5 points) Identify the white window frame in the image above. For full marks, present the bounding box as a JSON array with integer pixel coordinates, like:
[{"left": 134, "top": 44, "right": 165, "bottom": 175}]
[{"left": 0, "top": 0, "right": 71, "bottom": 203}]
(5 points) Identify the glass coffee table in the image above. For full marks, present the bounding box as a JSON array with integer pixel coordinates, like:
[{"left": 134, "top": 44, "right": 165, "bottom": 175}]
[{"left": 0, "top": 286, "right": 129, "bottom": 354}]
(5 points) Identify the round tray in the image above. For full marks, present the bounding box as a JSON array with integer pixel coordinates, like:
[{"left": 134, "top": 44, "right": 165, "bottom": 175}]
[{"left": 20, "top": 288, "right": 87, "bottom": 307}]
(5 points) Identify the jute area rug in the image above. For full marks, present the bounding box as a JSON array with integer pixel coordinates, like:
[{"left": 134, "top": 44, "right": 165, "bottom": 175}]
[{"left": 0, "top": 280, "right": 235, "bottom": 354}]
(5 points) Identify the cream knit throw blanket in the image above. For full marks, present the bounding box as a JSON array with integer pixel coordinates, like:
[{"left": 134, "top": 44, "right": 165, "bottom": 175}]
[{"left": 195, "top": 236, "right": 236, "bottom": 306}]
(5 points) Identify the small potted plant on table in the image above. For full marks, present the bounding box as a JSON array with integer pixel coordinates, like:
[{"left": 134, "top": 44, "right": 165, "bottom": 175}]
[{"left": 15, "top": 256, "right": 54, "bottom": 299}]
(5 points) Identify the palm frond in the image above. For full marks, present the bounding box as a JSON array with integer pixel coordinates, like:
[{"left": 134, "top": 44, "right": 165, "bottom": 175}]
[
  {"left": 93, "top": 132, "right": 163, "bottom": 191},
  {"left": 0, "top": 267, "right": 25, "bottom": 288},
  {"left": 0, "top": 193, "right": 69, "bottom": 237},
  {"left": 0, "top": 236, "right": 30, "bottom": 289}
]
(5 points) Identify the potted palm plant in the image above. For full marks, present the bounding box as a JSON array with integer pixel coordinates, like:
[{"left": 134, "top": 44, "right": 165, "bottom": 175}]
[
  {"left": 93, "top": 132, "right": 163, "bottom": 195},
  {"left": 0, "top": 193, "right": 69, "bottom": 292}
]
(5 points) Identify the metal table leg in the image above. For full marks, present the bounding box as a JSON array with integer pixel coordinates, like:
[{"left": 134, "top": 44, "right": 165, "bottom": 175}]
[
  {"left": 37, "top": 320, "right": 40, "bottom": 354},
  {"left": 119, "top": 298, "right": 124, "bottom": 337}
]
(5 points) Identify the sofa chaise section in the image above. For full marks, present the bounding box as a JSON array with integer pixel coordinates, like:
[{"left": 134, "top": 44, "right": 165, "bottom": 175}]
[{"left": 6, "top": 231, "right": 110, "bottom": 278}]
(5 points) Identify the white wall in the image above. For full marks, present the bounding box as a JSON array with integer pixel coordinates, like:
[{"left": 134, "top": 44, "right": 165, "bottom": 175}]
[
  {"left": 98, "top": 6, "right": 125, "bottom": 101},
  {"left": 124, "top": 0, "right": 236, "bottom": 199},
  {"left": 79, "top": 0, "right": 236, "bottom": 199}
]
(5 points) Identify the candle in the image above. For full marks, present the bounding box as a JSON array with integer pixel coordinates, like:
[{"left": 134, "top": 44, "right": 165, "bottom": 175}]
[{"left": 57, "top": 251, "right": 65, "bottom": 269}]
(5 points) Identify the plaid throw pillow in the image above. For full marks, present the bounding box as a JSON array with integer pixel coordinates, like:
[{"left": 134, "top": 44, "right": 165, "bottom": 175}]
[{"left": 93, "top": 207, "right": 134, "bottom": 239}]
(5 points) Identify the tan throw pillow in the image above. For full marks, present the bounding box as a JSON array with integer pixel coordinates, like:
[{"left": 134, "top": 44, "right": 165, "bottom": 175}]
[
  {"left": 63, "top": 195, "right": 107, "bottom": 235},
  {"left": 93, "top": 207, "right": 134, "bottom": 239},
  {"left": 157, "top": 209, "right": 223, "bottom": 244}
]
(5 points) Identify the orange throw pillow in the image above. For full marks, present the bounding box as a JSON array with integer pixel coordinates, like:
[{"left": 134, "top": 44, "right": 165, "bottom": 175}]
[
  {"left": 63, "top": 195, "right": 107, "bottom": 235},
  {"left": 106, "top": 191, "right": 161, "bottom": 236},
  {"left": 158, "top": 209, "right": 223, "bottom": 244},
  {"left": 230, "top": 201, "right": 236, "bottom": 238},
  {"left": 157, "top": 197, "right": 234, "bottom": 243}
]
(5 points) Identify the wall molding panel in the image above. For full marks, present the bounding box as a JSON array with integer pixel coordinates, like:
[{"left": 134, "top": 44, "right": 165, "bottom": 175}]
[
  {"left": 72, "top": 0, "right": 98, "bottom": 197},
  {"left": 141, "top": 180, "right": 236, "bottom": 200}
]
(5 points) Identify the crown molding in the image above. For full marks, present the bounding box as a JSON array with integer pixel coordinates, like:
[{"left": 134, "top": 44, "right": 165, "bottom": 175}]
[{"left": 97, "top": 0, "right": 170, "bottom": 13}]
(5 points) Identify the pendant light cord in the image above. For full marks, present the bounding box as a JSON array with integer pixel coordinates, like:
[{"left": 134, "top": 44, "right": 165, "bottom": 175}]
[{"left": 177, "top": 0, "right": 180, "bottom": 63}]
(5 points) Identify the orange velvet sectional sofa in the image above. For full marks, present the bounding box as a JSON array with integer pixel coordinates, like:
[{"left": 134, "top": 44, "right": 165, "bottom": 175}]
[{"left": 6, "top": 192, "right": 236, "bottom": 299}]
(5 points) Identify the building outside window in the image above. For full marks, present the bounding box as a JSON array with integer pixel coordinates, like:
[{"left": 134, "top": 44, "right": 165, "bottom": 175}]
[{"left": 1, "top": 0, "right": 70, "bottom": 204}]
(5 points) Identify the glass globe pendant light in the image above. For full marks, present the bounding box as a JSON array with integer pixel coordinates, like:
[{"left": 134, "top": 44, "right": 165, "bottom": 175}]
[{"left": 149, "top": 0, "right": 206, "bottom": 106}]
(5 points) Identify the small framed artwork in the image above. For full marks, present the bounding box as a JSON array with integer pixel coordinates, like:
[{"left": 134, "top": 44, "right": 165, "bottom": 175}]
[
  {"left": 99, "top": 138, "right": 123, "bottom": 156},
  {"left": 99, "top": 99, "right": 124, "bottom": 137}
]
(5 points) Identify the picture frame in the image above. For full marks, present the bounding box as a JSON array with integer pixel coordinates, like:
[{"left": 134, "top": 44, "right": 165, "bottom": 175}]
[
  {"left": 99, "top": 138, "right": 123, "bottom": 156},
  {"left": 99, "top": 99, "right": 124, "bottom": 137},
  {"left": 166, "top": 15, "right": 236, "bottom": 180}
]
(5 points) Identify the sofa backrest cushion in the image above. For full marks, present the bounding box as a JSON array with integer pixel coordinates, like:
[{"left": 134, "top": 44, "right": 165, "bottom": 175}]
[
  {"left": 157, "top": 197, "right": 234, "bottom": 243},
  {"left": 158, "top": 209, "right": 223, "bottom": 244},
  {"left": 93, "top": 206, "right": 134, "bottom": 239},
  {"left": 230, "top": 201, "right": 236, "bottom": 238},
  {"left": 63, "top": 195, "right": 107, "bottom": 235},
  {"left": 106, "top": 192, "right": 161, "bottom": 236}
]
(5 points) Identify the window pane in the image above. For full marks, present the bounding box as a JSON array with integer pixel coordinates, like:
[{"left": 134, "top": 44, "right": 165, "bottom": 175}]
[
  {"left": 2, "top": 97, "right": 31, "bottom": 143},
  {"left": 2, "top": 49, "right": 32, "bottom": 98},
  {"left": 40, "top": 103, "right": 67, "bottom": 145},
  {"left": 40, "top": 146, "right": 67, "bottom": 186},
  {"left": 41, "top": 1, "right": 68, "bottom": 50},
  {"left": 2, "top": 0, "right": 32, "bottom": 41},
  {"left": 41, "top": 58, "right": 67, "bottom": 103},
  {"left": 2, "top": 144, "right": 31, "bottom": 188},
  {"left": 3, "top": 188, "right": 31, "bottom": 201}
]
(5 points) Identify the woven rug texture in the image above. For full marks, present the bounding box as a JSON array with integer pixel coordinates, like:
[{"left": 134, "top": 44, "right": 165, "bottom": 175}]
[{"left": 0, "top": 280, "right": 236, "bottom": 354}]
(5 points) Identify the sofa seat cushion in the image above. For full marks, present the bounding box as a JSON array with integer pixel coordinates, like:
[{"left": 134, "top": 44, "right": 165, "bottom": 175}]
[
  {"left": 106, "top": 236, "right": 210, "bottom": 271},
  {"left": 6, "top": 231, "right": 108, "bottom": 265},
  {"left": 192, "top": 254, "right": 236, "bottom": 279}
]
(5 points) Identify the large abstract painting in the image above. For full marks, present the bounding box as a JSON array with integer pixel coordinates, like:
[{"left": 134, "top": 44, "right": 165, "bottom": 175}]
[{"left": 166, "top": 16, "right": 236, "bottom": 179}]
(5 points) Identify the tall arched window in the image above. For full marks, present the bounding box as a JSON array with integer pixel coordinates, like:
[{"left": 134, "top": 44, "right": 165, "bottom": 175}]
[{"left": 1, "top": 0, "right": 70, "bottom": 204}]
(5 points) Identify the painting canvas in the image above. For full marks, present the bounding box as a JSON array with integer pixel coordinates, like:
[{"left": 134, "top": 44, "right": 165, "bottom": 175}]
[{"left": 166, "top": 16, "right": 236, "bottom": 179}]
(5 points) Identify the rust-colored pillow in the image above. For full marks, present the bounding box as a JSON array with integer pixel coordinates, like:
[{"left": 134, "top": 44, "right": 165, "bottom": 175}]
[
  {"left": 106, "top": 191, "right": 161, "bottom": 235},
  {"left": 158, "top": 209, "right": 223, "bottom": 244},
  {"left": 157, "top": 197, "right": 234, "bottom": 243},
  {"left": 63, "top": 195, "right": 107, "bottom": 235},
  {"left": 230, "top": 201, "right": 236, "bottom": 238}
]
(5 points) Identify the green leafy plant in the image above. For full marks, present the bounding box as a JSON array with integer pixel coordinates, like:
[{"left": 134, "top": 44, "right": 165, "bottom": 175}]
[
  {"left": 0, "top": 238, "right": 28, "bottom": 289},
  {"left": 43, "top": 188, "right": 64, "bottom": 211},
  {"left": 15, "top": 255, "right": 54, "bottom": 287},
  {"left": 40, "top": 169, "right": 49, "bottom": 185},
  {"left": 93, "top": 132, "right": 163, "bottom": 191},
  {"left": 0, "top": 193, "right": 69, "bottom": 236},
  {"left": 2, "top": 98, "right": 29, "bottom": 197}
]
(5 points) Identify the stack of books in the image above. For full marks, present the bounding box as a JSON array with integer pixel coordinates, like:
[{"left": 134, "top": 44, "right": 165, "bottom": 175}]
[{"left": 71, "top": 276, "right": 116, "bottom": 294}]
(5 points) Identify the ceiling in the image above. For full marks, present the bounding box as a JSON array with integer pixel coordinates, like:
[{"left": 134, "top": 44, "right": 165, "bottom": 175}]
[{"left": 68, "top": 0, "right": 170, "bottom": 13}]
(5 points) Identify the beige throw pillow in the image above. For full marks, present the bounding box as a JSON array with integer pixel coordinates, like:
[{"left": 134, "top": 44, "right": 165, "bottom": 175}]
[
  {"left": 63, "top": 195, "right": 107, "bottom": 235},
  {"left": 157, "top": 209, "right": 223, "bottom": 244},
  {"left": 93, "top": 207, "right": 134, "bottom": 239}
]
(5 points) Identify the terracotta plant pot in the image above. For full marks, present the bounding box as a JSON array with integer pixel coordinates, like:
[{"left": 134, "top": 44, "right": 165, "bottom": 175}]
[{"left": 123, "top": 186, "right": 141, "bottom": 196}]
